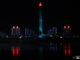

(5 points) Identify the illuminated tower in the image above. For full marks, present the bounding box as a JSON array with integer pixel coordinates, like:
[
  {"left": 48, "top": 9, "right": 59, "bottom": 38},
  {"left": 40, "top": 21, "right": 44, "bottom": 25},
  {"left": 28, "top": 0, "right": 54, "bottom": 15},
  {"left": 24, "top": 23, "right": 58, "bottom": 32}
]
[{"left": 38, "top": 2, "right": 44, "bottom": 38}]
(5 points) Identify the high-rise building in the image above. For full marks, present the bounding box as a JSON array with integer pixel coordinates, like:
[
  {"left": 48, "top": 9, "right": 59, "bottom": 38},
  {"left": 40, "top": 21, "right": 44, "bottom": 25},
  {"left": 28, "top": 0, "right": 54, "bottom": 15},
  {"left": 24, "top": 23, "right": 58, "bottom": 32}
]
[
  {"left": 63, "top": 26, "right": 72, "bottom": 37},
  {"left": 52, "top": 27, "right": 57, "bottom": 35},
  {"left": 11, "top": 26, "right": 20, "bottom": 37},
  {"left": 24, "top": 28, "right": 35, "bottom": 38},
  {"left": 47, "top": 27, "right": 57, "bottom": 36}
]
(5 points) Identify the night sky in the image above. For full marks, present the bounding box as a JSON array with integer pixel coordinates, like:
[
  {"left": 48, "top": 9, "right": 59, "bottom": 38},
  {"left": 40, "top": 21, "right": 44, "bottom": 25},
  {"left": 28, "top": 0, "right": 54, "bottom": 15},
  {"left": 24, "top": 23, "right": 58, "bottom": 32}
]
[{"left": 0, "top": 0, "right": 79, "bottom": 34}]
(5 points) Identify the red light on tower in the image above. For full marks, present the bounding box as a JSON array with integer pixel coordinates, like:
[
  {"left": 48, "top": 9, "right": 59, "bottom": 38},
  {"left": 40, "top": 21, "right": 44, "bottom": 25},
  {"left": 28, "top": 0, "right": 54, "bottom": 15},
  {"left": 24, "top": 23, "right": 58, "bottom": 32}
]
[
  {"left": 12, "top": 26, "right": 15, "bottom": 29},
  {"left": 39, "top": 2, "right": 42, "bottom": 7},
  {"left": 16, "top": 26, "right": 19, "bottom": 29},
  {"left": 64, "top": 26, "right": 67, "bottom": 29},
  {"left": 68, "top": 26, "right": 70, "bottom": 29}
]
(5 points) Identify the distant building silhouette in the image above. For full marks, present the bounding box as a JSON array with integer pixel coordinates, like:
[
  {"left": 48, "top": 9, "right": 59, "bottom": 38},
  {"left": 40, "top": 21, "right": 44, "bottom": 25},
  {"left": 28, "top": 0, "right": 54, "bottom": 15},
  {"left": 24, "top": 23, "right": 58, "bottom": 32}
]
[
  {"left": 47, "top": 27, "right": 57, "bottom": 36},
  {"left": 0, "top": 32, "right": 8, "bottom": 38},
  {"left": 63, "top": 26, "right": 72, "bottom": 38},
  {"left": 24, "top": 28, "right": 35, "bottom": 38},
  {"left": 11, "top": 26, "right": 20, "bottom": 37}
]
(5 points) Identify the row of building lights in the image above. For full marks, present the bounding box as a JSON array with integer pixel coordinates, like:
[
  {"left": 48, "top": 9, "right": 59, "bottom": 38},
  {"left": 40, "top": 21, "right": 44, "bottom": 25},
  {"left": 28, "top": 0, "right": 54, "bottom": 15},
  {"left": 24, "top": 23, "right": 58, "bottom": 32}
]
[
  {"left": 64, "top": 26, "right": 71, "bottom": 29},
  {"left": 12, "top": 26, "right": 19, "bottom": 29},
  {"left": 12, "top": 47, "right": 20, "bottom": 56},
  {"left": 12, "top": 26, "right": 71, "bottom": 29},
  {"left": 64, "top": 44, "right": 71, "bottom": 56}
]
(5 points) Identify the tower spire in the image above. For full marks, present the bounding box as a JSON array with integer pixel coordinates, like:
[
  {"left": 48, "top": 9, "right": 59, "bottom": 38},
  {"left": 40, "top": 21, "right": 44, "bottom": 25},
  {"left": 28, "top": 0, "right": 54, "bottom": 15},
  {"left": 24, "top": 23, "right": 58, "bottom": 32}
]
[
  {"left": 38, "top": 2, "right": 44, "bottom": 38},
  {"left": 39, "top": 2, "right": 42, "bottom": 7}
]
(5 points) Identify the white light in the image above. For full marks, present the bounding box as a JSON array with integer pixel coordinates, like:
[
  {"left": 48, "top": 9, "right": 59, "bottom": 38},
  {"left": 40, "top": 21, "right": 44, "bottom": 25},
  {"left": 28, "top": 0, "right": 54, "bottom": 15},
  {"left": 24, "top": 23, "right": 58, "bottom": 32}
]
[
  {"left": 60, "top": 36, "right": 63, "bottom": 39},
  {"left": 49, "top": 35, "right": 53, "bottom": 37},
  {"left": 73, "top": 56, "right": 80, "bottom": 59},
  {"left": 19, "top": 36, "right": 23, "bottom": 39}
]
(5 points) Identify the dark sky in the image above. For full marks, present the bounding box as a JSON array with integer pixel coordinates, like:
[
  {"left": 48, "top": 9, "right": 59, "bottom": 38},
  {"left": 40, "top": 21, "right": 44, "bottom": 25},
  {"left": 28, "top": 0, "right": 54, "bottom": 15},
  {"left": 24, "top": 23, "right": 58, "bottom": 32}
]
[{"left": 0, "top": 0, "right": 79, "bottom": 34}]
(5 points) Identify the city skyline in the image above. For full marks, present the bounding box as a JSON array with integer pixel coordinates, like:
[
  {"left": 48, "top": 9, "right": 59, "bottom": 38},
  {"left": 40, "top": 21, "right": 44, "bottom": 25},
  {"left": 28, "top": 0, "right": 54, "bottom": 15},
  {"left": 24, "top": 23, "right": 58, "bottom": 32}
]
[{"left": 0, "top": 0, "right": 77, "bottom": 34}]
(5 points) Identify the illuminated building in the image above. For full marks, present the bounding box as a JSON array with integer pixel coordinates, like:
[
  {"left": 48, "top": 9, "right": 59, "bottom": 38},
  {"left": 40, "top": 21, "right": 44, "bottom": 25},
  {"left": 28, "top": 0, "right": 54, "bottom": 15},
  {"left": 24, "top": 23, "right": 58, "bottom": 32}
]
[
  {"left": 24, "top": 28, "right": 35, "bottom": 38},
  {"left": 11, "top": 26, "right": 20, "bottom": 37},
  {"left": 47, "top": 27, "right": 57, "bottom": 36},
  {"left": 63, "top": 26, "right": 72, "bottom": 38}
]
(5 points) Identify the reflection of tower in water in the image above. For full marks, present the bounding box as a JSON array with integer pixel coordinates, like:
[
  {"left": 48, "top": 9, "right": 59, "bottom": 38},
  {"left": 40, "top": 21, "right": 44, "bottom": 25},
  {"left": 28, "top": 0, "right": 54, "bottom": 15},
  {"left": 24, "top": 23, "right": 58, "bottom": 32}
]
[
  {"left": 49, "top": 42, "right": 58, "bottom": 52},
  {"left": 38, "top": 2, "right": 44, "bottom": 38}
]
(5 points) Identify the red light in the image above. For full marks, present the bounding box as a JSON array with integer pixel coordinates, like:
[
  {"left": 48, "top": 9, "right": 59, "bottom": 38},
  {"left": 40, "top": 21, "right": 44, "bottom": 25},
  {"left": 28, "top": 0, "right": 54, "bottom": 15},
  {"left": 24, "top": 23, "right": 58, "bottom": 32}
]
[
  {"left": 16, "top": 26, "right": 19, "bottom": 29},
  {"left": 68, "top": 48, "right": 71, "bottom": 56},
  {"left": 39, "top": 2, "right": 42, "bottom": 7},
  {"left": 64, "top": 49, "right": 67, "bottom": 56},
  {"left": 68, "top": 26, "right": 70, "bottom": 29},
  {"left": 64, "top": 44, "right": 67, "bottom": 49},
  {"left": 16, "top": 47, "right": 19, "bottom": 56},
  {"left": 12, "top": 47, "right": 15, "bottom": 56},
  {"left": 64, "top": 44, "right": 67, "bottom": 55},
  {"left": 12, "top": 26, "right": 15, "bottom": 29},
  {"left": 64, "top": 26, "right": 66, "bottom": 29},
  {"left": 68, "top": 44, "right": 70, "bottom": 49},
  {"left": 68, "top": 44, "right": 71, "bottom": 55}
]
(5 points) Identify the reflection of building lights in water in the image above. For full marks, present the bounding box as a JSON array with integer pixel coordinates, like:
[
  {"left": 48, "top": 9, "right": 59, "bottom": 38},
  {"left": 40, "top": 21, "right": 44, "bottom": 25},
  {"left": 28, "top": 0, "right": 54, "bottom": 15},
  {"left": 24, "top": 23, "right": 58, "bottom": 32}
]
[
  {"left": 68, "top": 44, "right": 70, "bottom": 48},
  {"left": 11, "top": 46, "right": 20, "bottom": 56},
  {"left": 64, "top": 44, "right": 71, "bottom": 56},
  {"left": 68, "top": 44, "right": 71, "bottom": 56},
  {"left": 64, "top": 44, "right": 67, "bottom": 56},
  {"left": 12, "top": 47, "right": 15, "bottom": 56},
  {"left": 16, "top": 47, "right": 19, "bottom": 56},
  {"left": 73, "top": 56, "right": 80, "bottom": 59},
  {"left": 40, "top": 47, "right": 43, "bottom": 60},
  {"left": 64, "top": 49, "right": 67, "bottom": 56},
  {"left": 68, "top": 49, "right": 71, "bottom": 56},
  {"left": 49, "top": 42, "right": 57, "bottom": 52}
]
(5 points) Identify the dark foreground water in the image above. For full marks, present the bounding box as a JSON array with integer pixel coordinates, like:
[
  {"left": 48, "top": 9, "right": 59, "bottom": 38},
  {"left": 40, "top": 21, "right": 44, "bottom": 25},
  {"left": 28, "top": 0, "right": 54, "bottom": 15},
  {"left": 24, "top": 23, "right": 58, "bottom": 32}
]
[{"left": 0, "top": 38, "right": 80, "bottom": 60}]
